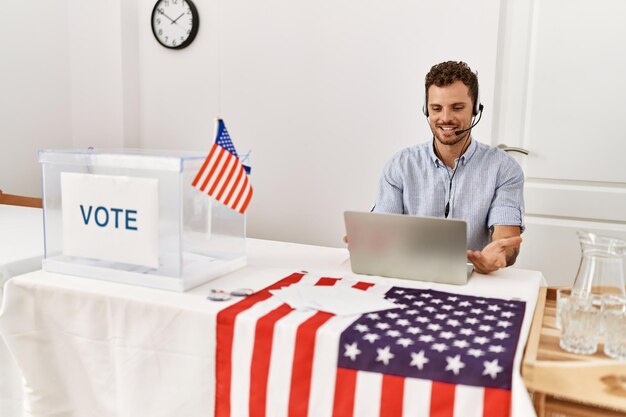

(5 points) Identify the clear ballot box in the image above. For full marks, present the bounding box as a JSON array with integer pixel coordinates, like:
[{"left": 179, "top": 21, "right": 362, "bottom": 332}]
[{"left": 38, "top": 149, "right": 247, "bottom": 291}]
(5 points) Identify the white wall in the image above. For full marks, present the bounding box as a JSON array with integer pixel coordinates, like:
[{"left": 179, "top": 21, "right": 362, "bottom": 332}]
[
  {"left": 2, "top": 0, "right": 500, "bottom": 248},
  {"left": 0, "top": 1, "right": 72, "bottom": 197},
  {"left": 138, "top": 0, "right": 501, "bottom": 247}
]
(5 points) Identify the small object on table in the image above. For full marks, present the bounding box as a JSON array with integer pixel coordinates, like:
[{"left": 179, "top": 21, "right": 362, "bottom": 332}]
[{"left": 207, "top": 289, "right": 231, "bottom": 302}]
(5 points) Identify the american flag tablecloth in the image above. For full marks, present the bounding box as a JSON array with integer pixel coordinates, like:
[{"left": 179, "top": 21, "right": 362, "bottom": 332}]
[{"left": 215, "top": 272, "right": 525, "bottom": 417}]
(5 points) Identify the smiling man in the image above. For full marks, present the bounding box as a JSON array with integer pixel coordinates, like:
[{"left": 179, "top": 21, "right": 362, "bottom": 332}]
[{"left": 372, "top": 61, "right": 524, "bottom": 274}]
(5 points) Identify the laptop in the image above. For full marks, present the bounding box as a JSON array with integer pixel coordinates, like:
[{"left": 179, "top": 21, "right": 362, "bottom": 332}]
[{"left": 344, "top": 211, "right": 473, "bottom": 285}]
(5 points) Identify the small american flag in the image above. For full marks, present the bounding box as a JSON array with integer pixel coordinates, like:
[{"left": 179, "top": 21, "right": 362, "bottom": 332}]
[
  {"left": 192, "top": 119, "right": 253, "bottom": 214},
  {"left": 215, "top": 273, "right": 525, "bottom": 417}
]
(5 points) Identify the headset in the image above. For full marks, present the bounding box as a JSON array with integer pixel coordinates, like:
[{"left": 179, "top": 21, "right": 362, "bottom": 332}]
[{"left": 422, "top": 81, "right": 482, "bottom": 118}]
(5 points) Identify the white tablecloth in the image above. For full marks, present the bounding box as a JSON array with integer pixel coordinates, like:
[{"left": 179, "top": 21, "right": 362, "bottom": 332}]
[
  {"left": 0, "top": 238, "right": 543, "bottom": 417},
  {"left": 0, "top": 205, "right": 44, "bottom": 417}
]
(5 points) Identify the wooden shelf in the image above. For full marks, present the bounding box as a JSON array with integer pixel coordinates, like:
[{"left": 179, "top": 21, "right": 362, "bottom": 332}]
[{"left": 522, "top": 287, "right": 626, "bottom": 416}]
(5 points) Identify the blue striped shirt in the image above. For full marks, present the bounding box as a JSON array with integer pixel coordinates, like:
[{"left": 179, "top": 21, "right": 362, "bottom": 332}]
[{"left": 373, "top": 139, "right": 524, "bottom": 251}]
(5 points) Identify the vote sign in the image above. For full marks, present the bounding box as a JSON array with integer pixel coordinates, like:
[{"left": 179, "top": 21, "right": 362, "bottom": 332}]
[{"left": 61, "top": 172, "right": 159, "bottom": 268}]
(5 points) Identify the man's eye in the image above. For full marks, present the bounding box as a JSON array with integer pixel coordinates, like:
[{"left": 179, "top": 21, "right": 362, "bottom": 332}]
[{"left": 453, "top": 107, "right": 464, "bottom": 111}]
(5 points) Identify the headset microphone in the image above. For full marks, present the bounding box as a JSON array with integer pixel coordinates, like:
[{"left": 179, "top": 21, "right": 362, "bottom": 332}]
[{"left": 454, "top": 104, "right": 484, "bottom": 136}]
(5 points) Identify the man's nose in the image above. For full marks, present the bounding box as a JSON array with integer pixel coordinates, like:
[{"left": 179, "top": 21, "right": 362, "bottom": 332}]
[{"left": 440, "top": 107, "right": 453, "bottom": 122}]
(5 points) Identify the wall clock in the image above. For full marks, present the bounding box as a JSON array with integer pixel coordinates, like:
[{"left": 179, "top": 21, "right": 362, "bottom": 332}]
[{"left": 151, "top": 0, "right": 199, "bottom": 49}]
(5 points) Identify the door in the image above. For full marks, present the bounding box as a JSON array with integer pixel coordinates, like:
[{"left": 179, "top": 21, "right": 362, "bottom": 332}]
[{"left": 491, "top": 0, "right": 626, "bottom": 285}]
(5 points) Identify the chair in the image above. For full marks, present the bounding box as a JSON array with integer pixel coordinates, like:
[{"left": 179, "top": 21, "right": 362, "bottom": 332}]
[{"left": 0, "top": 189, "right": 43, "bottom": 208}]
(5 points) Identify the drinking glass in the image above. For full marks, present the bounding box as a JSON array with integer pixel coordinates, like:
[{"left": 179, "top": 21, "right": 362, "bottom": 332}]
[
  {"left": 603, "top": 296, "right": 626, "bottom": 360},
  {"left": 559, "top": 291, "right": 601, "bottom": 355}
]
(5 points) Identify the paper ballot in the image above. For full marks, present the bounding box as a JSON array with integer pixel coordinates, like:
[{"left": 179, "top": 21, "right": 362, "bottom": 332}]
[{"left": 270, "top": 283, "right": 398, "bottom": 316}]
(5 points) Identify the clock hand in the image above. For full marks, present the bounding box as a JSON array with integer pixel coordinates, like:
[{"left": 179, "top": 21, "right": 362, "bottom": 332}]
[
  {"left": 171, "top": 13, "right": 185, "bottom": 24},
  {"left": 157, "top": 9, "right": 176, "bottom": 24}
]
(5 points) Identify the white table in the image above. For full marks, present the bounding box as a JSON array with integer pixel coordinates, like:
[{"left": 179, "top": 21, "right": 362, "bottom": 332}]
[
  {"left": 0, "top": 237, "right": 544, "bottom": 417},
  {"left": 0, "top": 205, "right": 44, "bottom": 417}
]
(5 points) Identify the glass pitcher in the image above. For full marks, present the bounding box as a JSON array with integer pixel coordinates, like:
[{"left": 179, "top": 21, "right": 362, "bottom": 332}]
[{"left": 571, "top": 231, "right": 626, "bottom": 302}]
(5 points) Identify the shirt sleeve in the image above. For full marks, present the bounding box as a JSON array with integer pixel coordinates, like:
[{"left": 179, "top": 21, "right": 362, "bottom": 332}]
[
  {"left": 487, "top": 155, "right": 525, "bottom": 232},
  {"left": 372, "top": 156, "right": 404, "bottom": 214}
]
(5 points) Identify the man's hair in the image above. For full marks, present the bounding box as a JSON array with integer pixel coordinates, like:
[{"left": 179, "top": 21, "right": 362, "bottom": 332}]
[{"left": 425, "top": 61, "right": 479, "bottom": 108}]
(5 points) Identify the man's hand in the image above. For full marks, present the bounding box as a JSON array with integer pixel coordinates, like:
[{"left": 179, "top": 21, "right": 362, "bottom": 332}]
[{"left": 467, "top": 236, "right": 522, "bottom": 274}]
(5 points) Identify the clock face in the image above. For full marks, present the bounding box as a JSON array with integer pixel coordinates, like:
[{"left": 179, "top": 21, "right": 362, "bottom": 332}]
[{"left": 151, "top": 0, "right": 199, "bottom": 49}]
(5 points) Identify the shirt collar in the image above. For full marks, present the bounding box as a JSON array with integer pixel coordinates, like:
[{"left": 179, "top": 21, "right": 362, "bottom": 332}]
[{"left": 428, "top": 137, "right": 478, "bottom": 167}]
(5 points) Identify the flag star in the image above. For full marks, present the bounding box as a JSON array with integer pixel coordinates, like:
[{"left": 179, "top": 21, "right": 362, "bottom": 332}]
[
  {"left": 355, "top": 324, "right": 369, "bottom": 333},
  {"left": 459, "top": 301, "right": 471, "bottom": 307},
  {"left": 501, "top": 311, "right": 515, "bottom": 318},
  {"left": 479, "top": 325, "right": 493, "bottom": 332},
  {"left": 386, "top": 312, "right": 400, "bottom": 319},
  {"left": 445, "top": 354, "right": 466, "bottom": 375},
  {"left": 413, "top": 301, "right": 425, "bottom": 307},
  {"left": 475, "top": 300, "right": 487, "bottom": 304},
  {"left": 439, "top": 331, "right": 455, "bottom": 340},
  {"left": 483, "top": 359, "right": 503, "bottom": 379},
  {"left": 459, "top": 328, "right": 475, "bottom": 336},
  {"left": 424, "top": 306, "right": 436, "bottom": 313},
  {"left": 410, "top": 350, "right": 429, "bottom": 370},
  {"left": 419, "top": 334, "right": 435, "bottom": 343},
  {"left": 396, "top": 319, "right": 410, "bottom": 327},
  {"left": 407, "top": 327, "right": 422, "bottom": 335},
  {"left": 405, "top": 295, "right": 416, "bottom": 300},
  {"left": 484, "top": 315, "right": 497, "bottom": 321},
  {"left": 488, "top": 304, "right": 501, "bottom": 312},
  {"left": 493, "top": 331, "right": 510, "bottom": 340},
  {"left": 395, "top": 290, "right": 406, "bottom": 295},
  {"left": 376, "top": 346, "right": 395, "bottom": 366},
  {"left": 441, "top": 304, "right": 454, "bottom": 311},
  {"left": 453, "top": 339, "right": 470, "bottom": 349},
  {"left": 467, "top": 348, "right": 485, "bottom": 358},
  {"left": 473, "top": 336, "right": 490, "bottom": 345},
  {"left": 367, "top": 313, "right": 380, "bottom": 320},
  {"left": 470, "top": 308, "right": 484, "bottom": 314},
  {"left": 435, "top": 313, "right": 448, "bottom": 320},
  {"left": 446, "top": 319, "right": 460, "bottom": 327},
  {"left": 376, "top": 322, "right": 391, "bottom": 330},
  {"left": 497, "top": 320, "right": 512, "bottom": 328},
  {"left": 431, "top": 299, "right": 443, "bottom": 304},
  {"left": 453, "top": 311, "right": 466, "bottom": 316},
  {"left": 447, "top": 296, "right": 459, "bottom": 302},
  {"left": 363, "top": 333, "right": 381, "bottom": 343},
  {"left": 406, "top": 309, "right": 418, "bottom": 315},
  {"left": 397, "top": 338, "right": 414, "bottom": 348},
  {"left": 344, "top": 342, "right": 361, "bottom": 361},
  {"left": 427, "top": 323, "right": 442, "bottom": 331},
  {"left": 416, "top": 316, "right": 430, "bottom": 323},
  {"left": 386, "top": 330, "right": 401, "bottom": 338},
  {"left": 431, "top": 343, "right": 449, "bottom": 352},
  {"left": 396, "top": 303, "right": 408, "bottom": 309},
  {"left": 420, "top": 293, "right": 433, "bottom": 298},
  {"left": 489, "top": 345, "right": 506, "bottom": 353},
  {"left": 465, "top": 317, "right": 479, "bottom": 325}
]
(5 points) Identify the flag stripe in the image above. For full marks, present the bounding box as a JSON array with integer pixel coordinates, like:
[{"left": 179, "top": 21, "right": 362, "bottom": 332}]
[
  {"left": 288, "top": 311, "right": 335, "bottom": 416},
  {"left": 380, "top": 374, "right": 404, "bottom": 417},
  {"left": 201, "top": 146, "right": 226, "bottom": 191},
  {"left": 482, "top": 388, "right": 511, "bottom": 417},
  {"left": 453, "top": 385, "right": 484, "bottom": 417},
  {"left": 191, "top": 143, "right": 217, "bottom": 187},
  {"left": 249, "top": 304, "right": 294, "bottom": 417},
  {"left": 215, "top": 272, "right": 304, "bottom": 417},
  {"left": 238, "top": 183, "right": 254, "bottom": 214},
  {"left": 429, "top": 381, "right": 455, "bottom": 417},
  {"left": 332, "top": 367, "right": 357, "bottom": 417},
  {"left": 353, "top": 281, "right": 376, "bottom": 291},
  {"left": 211, "top": 154, "right": 236, "bottom": 198},
  {"left": 231, "top": 174, "right": 250, "bottom": 212},
  {"left": 218, "top": 162, "right": 244, "bottom": 205},
  {"left": 354, "top": 371, "right": 382, "bottom": 417},
  {"left": 217, "top": 160, "right": 241, "bottom": 201},
  {"left": 402, "top": 377, "right": 432, "bottom": 417}
]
